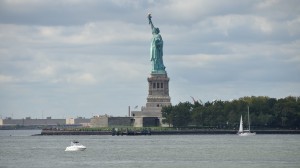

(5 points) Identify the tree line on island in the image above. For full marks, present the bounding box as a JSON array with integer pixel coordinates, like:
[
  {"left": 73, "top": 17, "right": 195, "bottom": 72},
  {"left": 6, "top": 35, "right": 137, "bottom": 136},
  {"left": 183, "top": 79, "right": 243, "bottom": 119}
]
[{"left": 161, "top": 96, "right": 300, "bottom": 129}]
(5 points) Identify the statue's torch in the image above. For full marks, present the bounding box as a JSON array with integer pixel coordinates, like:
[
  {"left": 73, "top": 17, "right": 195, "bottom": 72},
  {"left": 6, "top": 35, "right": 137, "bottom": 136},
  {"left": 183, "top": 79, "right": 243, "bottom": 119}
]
[{"left": 148, "top": 13, "right": 152, "bottom": 24}]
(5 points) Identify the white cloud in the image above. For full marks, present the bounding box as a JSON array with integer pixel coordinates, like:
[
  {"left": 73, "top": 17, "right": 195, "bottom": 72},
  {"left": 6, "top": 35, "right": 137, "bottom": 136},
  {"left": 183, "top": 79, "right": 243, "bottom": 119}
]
[
  {"left": 34, "top": 64, "right": 56, "bottom": 76},
  {"left": 256, "top": 0, "right": 280, "bottom": 9},
  {"left": 0, "top": 75, "right": 15, "bottom": 83},
  {"left": 253, "top": 17, "right": 273, "bottom": 34},
  {"left": 287, "top": 17, "right": 300, "bottom": 36},
  {"left": 67, "top": 73, "right": 97, "bottom": 85}
]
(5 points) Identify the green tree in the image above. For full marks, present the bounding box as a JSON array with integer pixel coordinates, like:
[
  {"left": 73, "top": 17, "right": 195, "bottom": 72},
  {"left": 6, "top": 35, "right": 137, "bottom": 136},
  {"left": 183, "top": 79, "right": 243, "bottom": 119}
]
[
  {"left": 162, "top": 96, "right": 300, "bottom": 129},
  {"left": 172, "top": 102, "right": 192, "bottom": 127},
  {"left": 161, "top": 105, "right": 173, "bottom": 127}
]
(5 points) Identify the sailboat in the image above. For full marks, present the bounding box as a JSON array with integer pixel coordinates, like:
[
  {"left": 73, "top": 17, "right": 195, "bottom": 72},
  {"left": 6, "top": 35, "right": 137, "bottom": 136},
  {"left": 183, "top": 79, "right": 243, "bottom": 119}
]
[{"left": 237, "top": 106, "right": 256, "bottom": 136}]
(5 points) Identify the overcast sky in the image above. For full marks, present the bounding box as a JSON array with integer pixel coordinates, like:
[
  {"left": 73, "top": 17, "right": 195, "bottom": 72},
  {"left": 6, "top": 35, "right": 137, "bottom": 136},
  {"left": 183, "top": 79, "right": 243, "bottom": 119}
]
[{"left": 0, "top": 0, "right": 299, "bottom": 119}]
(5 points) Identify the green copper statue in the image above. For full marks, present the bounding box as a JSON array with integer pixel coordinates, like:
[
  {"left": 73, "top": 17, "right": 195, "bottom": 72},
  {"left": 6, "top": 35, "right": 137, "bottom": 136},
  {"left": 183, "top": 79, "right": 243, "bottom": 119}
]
[{"left": 148, "top": 13, "right": 166, "bottom": 74}]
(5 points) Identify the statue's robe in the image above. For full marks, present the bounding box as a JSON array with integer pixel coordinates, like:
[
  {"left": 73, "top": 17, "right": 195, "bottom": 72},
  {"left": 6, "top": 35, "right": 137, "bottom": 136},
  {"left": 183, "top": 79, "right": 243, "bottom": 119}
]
[{"left": 150, "top": 33, "right": 165, "bottom": 72}]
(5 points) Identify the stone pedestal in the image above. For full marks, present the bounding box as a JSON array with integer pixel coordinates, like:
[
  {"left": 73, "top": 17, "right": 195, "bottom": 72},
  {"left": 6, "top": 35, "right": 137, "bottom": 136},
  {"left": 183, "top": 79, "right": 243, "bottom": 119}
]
[
  {"left": 146, "top": 73, "right": 171, "bottom": 109},
  {"left": 132, "top": 72, "right": 171, "bottom": 127}
]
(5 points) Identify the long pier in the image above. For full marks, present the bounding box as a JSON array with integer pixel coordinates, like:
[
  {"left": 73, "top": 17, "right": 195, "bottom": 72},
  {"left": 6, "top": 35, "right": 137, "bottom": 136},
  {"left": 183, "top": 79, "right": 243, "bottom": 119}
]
[{"left": 40, "top": 129, "right": 300, "bottom": 136}]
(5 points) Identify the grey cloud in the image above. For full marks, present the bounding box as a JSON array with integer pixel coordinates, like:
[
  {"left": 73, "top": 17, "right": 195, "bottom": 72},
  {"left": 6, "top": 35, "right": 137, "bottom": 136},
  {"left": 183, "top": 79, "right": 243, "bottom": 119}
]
[
  {"left": 0, "top": 0, "right": 151, "bottom": 26},
  {"left": 0, "top": 0, "right": 299, "bottom": 118}
]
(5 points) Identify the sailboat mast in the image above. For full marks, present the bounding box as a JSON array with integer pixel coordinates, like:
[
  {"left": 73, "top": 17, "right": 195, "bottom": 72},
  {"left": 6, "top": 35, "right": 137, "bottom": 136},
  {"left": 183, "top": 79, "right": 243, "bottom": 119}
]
[{"left": 248, "top": 106, "right": 251, "bottom": 131}]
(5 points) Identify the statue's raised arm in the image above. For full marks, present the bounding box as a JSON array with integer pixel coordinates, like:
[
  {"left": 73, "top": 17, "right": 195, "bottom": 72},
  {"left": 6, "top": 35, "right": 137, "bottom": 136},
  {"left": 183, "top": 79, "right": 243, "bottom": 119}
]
[
  {"left": 147, "top": 13, "right": 166, "bottom": 74},
  {"left": 148, "top": 13, "right": 154, "bottom": 30}
]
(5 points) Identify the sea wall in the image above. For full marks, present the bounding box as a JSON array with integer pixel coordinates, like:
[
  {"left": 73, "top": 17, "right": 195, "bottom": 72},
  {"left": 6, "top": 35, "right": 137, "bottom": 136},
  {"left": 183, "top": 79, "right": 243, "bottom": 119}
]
[{"left": 40, "top": 129, "right": 300, "bottom": 135}]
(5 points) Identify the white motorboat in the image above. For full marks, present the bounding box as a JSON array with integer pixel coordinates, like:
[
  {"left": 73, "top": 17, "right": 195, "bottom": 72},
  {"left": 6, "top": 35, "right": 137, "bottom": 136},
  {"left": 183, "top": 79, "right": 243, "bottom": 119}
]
[
  {"left": 65, "top": 141, "right": 86, "bottom": 151},
  {"left": 237, "top": 106, "right": 256, "bottom": 136}
]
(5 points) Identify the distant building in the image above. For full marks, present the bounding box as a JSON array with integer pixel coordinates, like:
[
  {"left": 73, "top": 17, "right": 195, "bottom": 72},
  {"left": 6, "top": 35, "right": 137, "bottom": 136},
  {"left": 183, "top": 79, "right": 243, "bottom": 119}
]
[
  {"left": 90, "top": 115, "right": 134, "bottom": 127},
  {"left": 0, "top": 117, "right": 65, "bottom": 127},
  {"left": 66, "top": 117, "right": 91, "bottom": 127}
]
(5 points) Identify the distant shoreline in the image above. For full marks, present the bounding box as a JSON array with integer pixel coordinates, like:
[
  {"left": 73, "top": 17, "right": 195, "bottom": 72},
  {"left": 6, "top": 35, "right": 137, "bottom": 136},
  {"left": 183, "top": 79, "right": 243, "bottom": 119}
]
[{"left": 38, "top": 129, "right": 300, "bottom": 136}]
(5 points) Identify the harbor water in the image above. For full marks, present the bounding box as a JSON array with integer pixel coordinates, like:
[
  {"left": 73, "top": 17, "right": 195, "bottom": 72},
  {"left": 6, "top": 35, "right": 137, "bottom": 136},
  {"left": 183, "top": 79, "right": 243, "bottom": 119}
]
[{"left": 0, "top": 130, "right": 299, "bottom": 168}]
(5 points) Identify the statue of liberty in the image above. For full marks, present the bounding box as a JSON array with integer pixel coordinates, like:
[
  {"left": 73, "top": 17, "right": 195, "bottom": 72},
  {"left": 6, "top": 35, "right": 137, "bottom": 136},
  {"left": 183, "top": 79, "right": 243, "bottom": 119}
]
[{"left": 148, "top": 13, "right": 166, "bottom": 74}]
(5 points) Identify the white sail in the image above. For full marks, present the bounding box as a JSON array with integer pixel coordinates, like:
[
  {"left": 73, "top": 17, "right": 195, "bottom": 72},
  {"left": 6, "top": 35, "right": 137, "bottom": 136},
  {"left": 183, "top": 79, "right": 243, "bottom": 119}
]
[{"left": 238, "top": 115, "right": 243, "bottom": 133}]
